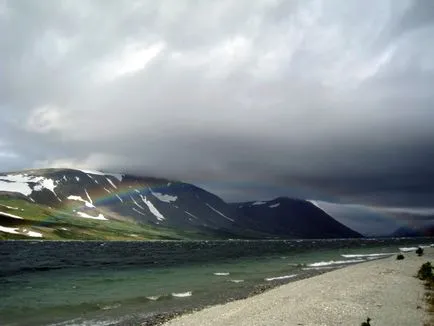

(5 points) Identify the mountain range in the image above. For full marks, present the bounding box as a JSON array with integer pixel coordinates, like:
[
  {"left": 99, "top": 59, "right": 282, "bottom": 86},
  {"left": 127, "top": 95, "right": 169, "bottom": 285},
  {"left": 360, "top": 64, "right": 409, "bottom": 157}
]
[{"left": 0, "top": 168, "right": 361, "bottom": 240}]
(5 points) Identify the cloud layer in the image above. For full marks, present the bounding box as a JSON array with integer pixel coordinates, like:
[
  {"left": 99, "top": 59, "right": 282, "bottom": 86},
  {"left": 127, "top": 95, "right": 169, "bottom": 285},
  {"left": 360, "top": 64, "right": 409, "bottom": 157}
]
[{"left": 1, "top": 0, "right": 434, "bottom": 208}]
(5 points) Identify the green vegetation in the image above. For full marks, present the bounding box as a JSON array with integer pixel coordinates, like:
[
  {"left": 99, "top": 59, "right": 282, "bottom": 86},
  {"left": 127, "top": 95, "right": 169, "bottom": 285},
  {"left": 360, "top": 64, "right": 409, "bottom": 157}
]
[
  {"left": 418, "top": 262, "right": 434, "bottom": 326},
  {"left": 0, "top": 197, "right": 215, "bottom": 241},
  {"left": 418, "top": 262, "right": 433, "bottom": 281},
  {"left": 396, "top": 254, "right": 405, "bottom": 260}
]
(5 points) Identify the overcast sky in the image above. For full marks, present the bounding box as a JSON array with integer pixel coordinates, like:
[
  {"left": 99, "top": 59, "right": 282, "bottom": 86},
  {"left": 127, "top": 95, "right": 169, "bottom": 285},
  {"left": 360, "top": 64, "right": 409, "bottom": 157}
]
[{"left": 1, "top": 0, "right": 434, "bottom": 209}]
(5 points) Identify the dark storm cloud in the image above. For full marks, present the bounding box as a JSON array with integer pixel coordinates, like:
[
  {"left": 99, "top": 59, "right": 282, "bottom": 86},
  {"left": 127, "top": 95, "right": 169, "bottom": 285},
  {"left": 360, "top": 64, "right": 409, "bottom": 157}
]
[{"left": 1, "top": 0, "right": 434, "bottom": 211}]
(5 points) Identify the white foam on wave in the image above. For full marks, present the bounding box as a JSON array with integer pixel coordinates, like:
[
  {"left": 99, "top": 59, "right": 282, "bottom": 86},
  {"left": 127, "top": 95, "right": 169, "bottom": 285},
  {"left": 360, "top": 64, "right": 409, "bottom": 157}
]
[
  {"left": 172, "top": 291, "right": 192, "bottom": 298},
  {"left": 308, "top": 259, "right": 364, "bottom": 267},
  {"left": 302, "top": 266, "right": 339, "bottom": 271},
  {"left": 146, "top": 296, "right": 161, "bottom": 301},
  {"left": 341, "top": 253, "right": 396, "bottom": 258},
  {"left": 214, "top": 272, "right": 230, "bottom": 276},
  {"left": 265, "top": 274, "right": 297, "bottom": 281},
  {"left": 230, "top": 279, "right": 244, "bottom": 283},
  {"left": 399, "top": 247, "right": 418, "bottom": 252}
]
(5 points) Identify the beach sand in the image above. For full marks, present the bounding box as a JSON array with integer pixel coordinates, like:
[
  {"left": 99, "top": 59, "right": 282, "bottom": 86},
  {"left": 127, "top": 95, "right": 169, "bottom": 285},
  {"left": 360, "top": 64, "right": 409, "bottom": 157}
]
[{"left": 163, "top": 248, "right": 433, "bottom": 326}]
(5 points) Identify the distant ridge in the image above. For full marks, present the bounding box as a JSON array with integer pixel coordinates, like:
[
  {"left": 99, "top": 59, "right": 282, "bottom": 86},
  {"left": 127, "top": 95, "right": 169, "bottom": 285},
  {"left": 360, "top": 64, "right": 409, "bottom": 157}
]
[{"left": 1, "top": 168, "right": 361, "bottom": 240}]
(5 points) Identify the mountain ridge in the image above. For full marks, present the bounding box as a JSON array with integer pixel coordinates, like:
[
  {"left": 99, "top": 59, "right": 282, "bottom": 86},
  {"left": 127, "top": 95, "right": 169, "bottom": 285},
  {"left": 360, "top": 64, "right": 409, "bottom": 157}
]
[{"left": 0, "top": 168, "right": 361, "bottom": 240}]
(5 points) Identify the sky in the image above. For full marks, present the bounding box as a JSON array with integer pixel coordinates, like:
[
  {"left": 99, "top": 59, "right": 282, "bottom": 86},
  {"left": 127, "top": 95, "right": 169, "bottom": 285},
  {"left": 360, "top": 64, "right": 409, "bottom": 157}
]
[{"left": 1, "top": 0, "right": 434, "bottom": 219}]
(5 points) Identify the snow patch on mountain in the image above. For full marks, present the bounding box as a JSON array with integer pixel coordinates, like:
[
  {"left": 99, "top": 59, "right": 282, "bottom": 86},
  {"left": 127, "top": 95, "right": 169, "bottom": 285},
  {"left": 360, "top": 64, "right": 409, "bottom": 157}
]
[
  {"left": 269, "top": 203, "right": 280, "bottom": 208},
  {"left": 185, "top": 210, "right": 199, "bottom": 219},
  {"left": 76, "top": 211, "right": 107, "bottom": 220},
  {"left": 140, "top": 195, "right": 165, "bottom": 221},
  {"left": 67, "top": 195, "right": 95, "bottom": 208},
  {"left": 0, "top": 225, "right": 43, "bottom": 237},
  {"left": 130, "top": 195, "right": 144, "bottom": 210},
  {"left": 151, "top": 191, "right": 177, "bottom": 203},
  {"left": 205, "top": 203, "right": 234, "bottom": 222},
  {"left": 252, "top": 201, "right": 266, "bottom": 206},
  {"left": 106, "top": 177, "right": 117, "bottom": 189},
  {"left": 84, "top": 189, "right": 93, "bottom": 205},
  {"left": 0, "top": 211, "right": 24, "bottom": 219},
  {"left": 0, "top": 174, "right": 59, "bottom": 197}
]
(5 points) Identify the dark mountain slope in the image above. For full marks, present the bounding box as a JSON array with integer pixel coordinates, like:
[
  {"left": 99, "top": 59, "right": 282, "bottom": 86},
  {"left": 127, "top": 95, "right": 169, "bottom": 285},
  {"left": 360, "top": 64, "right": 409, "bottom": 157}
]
[{"left": 232, "top": 197, "right": 362, "bottom": 239}]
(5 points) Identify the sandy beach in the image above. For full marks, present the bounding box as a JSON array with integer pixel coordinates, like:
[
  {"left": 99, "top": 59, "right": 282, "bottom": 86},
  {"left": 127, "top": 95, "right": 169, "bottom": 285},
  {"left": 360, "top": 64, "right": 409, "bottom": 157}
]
[{"left": 163, "top": 248, "right": 433, "bottom": 326}]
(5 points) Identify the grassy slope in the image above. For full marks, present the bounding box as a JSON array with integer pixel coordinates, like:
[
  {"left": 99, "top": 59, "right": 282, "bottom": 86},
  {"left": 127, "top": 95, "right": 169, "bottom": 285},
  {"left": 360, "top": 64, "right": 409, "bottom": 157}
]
[{"left": 0, "top": 197, "right": 213, "bottom": 240}]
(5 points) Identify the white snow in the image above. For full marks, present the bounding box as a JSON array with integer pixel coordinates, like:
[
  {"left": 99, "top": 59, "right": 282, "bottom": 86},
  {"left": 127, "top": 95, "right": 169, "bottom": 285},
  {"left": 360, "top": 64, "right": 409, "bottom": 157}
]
[
  {"left": 252, "top": 201, "right": 266, "bottom": 206},
  {"left": 0, "top": 211, "right": 24, "bottom": 219},
  {"left": 103, "top": 187, "right": 111, "bottom": 194},
  {"left": 106, "top": 177, "right": 117, "bottom": 189},
  {"left": 140, "top": 195, "right": 165, "bottom": 221},
  {"left": 61, "top": 227, "right": 68, "bottom": 231},
  {"left": 134, "top": 189, "right": 141, "bottom": 193},
  {"left": 184, "top": 211, "right": 199, "bottom": 219},
  {"left": 0, "top": 204, "right": 19, "bottom": 210},
  {"left": 151, "top": 191, "right": 177, "bottom": 203},
  {"left": 0, "top": 225, "right": 20, "bottom": 234},
  {"left": 67, "top": 195, "right": 95, "bottom": 208},
  {"left": 0, "top": 173, "right": 59, "bottom": 198},
  {"left": 205, "top": 203, "right": 234, "bottom": 222},
  {"left": 115, "top": 194, "right": 123, "bottom": 203},
  {"left": 22, "top": 229, "right": 43, "bottom": 237},
  {"left": 76, "top": 211, "right": 107, "bottom": 220},
  {"left": 269, "top": 203, "right": 280, "bottom": 208},
  {"left": 0, "top": 177, "right": 33, "bottom": 196},
  {"left": 130, "top": 196, "right": 145, "bottom": 210},
  {"left": 63, "top": 175, "right": 67, "bottom": 182},
  {"left": 0, "top": 225, "right": 43, "bottom": 237},
  {"left": 84, "top": 189, "right": 93, "bottom": 205},
  {"left": 75, "top": 176, "right": 80, "bottom": 182}
]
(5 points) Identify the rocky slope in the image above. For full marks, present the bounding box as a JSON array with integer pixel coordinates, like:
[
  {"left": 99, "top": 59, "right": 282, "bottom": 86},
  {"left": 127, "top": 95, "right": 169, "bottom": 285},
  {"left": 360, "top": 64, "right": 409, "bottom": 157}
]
[{"left": 0, "top": 168, "right": 361, "bottom": 240}]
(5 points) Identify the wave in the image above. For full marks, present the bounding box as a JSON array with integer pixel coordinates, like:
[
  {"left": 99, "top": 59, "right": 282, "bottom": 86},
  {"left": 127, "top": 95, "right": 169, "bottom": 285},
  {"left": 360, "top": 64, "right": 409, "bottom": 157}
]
[
  {"left": 399, "top": 247, "right": 418, "bottom": 252},
  {"left": 341, "top": 253, "right": 395, "bottom": 258},
  {"left": 99, "top": 303, "right": 121, "bottom": 311},
  {"left": 214, "top": 272, "right": 230, "bottom": 276},
  {"left": 265, "top": 274, "right": 297, "bottom": 281},
  {"left": 308, "top": 259, "right": 364, "bottom": 267},
  {"left": 146, "top": 296, "right": 161, "bottom": 301},
  {"left": 302, "top": 266, "right": 339, "bottom": 271},
  {"left": 171, "top": 291, "right": 192, "bottom": 298},
  {"left": 230, "top": 279, "right": 244, "bottom": 283}
]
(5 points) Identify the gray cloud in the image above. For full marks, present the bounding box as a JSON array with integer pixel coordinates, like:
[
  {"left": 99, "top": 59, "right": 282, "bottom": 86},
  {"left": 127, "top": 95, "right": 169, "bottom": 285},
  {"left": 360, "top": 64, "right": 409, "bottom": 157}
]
[{"left": 1, "top": 0, "right": 434, "bottom": 211}]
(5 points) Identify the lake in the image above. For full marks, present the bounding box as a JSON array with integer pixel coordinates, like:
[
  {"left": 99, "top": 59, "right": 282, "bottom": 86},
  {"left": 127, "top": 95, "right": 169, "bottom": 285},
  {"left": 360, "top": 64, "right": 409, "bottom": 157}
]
[{"left": 1, "top": 238, "right": 432, "bottom": 325}]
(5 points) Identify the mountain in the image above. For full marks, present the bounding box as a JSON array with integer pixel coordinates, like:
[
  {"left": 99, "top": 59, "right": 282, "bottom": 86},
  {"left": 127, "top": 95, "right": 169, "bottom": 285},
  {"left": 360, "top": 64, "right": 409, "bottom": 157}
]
[
  {"left": 0, "top": 168, "right": 361, "bottom": 240},
  {"left": 390, "top": 224, "right": 434, "bottom": 237},
  {"left": 232, "top": 198, "right": 361, "bottom": 239}
]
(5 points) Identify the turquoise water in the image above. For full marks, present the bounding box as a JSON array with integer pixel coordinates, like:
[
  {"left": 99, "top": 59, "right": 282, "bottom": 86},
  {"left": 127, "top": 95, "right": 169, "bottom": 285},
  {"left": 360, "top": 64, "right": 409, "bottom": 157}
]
[{"left": 1, "top": 238, "right": 432, "bottom": 325}]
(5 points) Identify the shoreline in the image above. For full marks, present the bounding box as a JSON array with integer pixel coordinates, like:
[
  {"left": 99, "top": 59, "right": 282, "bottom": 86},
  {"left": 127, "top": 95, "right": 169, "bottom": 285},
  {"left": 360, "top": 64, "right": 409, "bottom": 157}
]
[
  {"left": 140, "top": 266, "right": 344, "bottom": 326},
  {"left": 161, "top": 249, "right": 433, "bottom": 326}
]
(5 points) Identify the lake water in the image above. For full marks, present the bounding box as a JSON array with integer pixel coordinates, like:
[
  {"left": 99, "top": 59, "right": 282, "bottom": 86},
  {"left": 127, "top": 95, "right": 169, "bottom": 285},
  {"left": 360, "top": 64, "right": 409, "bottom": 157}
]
[{"left": 1, "top": 238, "right": 432, "bottom": 325}]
